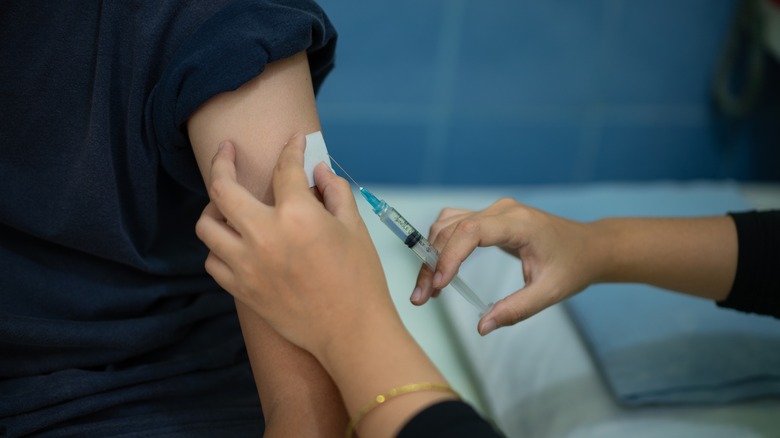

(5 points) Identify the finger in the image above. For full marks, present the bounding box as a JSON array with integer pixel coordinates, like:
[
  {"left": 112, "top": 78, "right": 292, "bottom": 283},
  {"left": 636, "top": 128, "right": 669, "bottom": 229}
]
[
  {"left": 208, "top": 141, "right": 238, "bottom": 187},
  {"left": 207, "top": 141, "right": 268, "bottom": 233},
  {"left": 413, "top": 209, "right": 473, "bottom": 302},
  {"left": 199, "top": 198, "right": 226, "bottom": 223},
  {"left": 416, "top": 204, "right": 502, "bottom": 304},
  {"left": 310, "top": 186, "right": 324, "bottom": 204},
  {"left": 314, "top": 162, "right": 361, "bottom": 224},
  {"left": 476, "top": 283, "right": 557, "bottom": 336},
  {"left": 272, "top": 133, "right": 311, "bottom": 205},
  {"left": 429, "top": 221, "right": 481, "bottom": 289},
  {"left": 203, "top": 251, "right": 236, "bottom": 294},
  {"left": 435, "top": 207, "right": 472, "bottom": 223},
  {"left": 411, "top": 264, "right": 437, "bottom": 305},
  {"left": 434, "top": 213, "right": 522, "bottom": 289},
  {"left": 195, "top": 202, "right": 243, "bottom": 264},
  {"left": 428, "top": 208, "right": 472, "bottom": 244}
]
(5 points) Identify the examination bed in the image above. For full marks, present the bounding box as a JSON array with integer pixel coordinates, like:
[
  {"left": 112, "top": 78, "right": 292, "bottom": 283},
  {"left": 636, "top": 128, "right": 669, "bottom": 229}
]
[{"left": 358, "top": 181, "right": 780, "bottom": 438}]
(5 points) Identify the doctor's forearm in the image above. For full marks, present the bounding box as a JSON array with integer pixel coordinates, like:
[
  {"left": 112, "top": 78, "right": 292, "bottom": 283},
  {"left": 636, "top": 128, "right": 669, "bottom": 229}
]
[{"left": 589, "top": 215, "right": 738, "bottom": 301}]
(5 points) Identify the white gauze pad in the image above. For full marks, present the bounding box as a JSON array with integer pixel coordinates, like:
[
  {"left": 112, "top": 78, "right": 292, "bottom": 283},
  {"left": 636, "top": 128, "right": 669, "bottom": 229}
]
[{"left": 304, "top": 131, "right": 334, "bottom": 187}]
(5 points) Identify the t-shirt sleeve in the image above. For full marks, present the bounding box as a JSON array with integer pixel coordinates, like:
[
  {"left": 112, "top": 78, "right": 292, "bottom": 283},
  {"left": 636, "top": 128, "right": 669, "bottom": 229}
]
[
  {"left": 397, "top": 400, "right": 503, "bottom": 438},
  {"left": 148, "top": 0, "right": 336, "bottom": 192},
  {"left": 718, "top": 210, "right": 780, "bottom": 318}
]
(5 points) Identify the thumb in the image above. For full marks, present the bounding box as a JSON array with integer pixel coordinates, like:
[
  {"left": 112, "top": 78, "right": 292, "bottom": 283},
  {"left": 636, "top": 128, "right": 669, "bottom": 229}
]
[
  {"left": 477, "top": 283, "right": 556, "bottom": 336},
  {"left": 314, "top": 162, "right": 361, "bottom": 224}
]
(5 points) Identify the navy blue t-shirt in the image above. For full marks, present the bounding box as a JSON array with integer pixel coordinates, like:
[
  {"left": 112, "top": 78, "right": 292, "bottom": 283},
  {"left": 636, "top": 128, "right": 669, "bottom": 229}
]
[{"left": 0, "top": 1, "right": 335, "bottom": 436}]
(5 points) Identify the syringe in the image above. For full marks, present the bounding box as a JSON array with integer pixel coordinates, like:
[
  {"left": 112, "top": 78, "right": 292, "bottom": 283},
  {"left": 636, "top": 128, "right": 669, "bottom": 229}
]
[{"left": 329, "top": 157, "right": 491, "bottom": 314}]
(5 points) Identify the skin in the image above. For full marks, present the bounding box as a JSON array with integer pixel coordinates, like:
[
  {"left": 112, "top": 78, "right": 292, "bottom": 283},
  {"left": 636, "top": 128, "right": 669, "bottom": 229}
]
[
  {"left": 412, "top": 198, "right": 739, "bottom": 336},
  {"left": 196, "top": 137, "right": 458, "bottom": 438},
  {"left": 187, "top": 52, "right": 347, "bottom": 436}
]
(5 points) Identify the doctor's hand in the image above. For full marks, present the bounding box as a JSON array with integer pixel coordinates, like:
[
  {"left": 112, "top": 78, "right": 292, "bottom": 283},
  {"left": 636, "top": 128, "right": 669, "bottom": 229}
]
[
  {"left": 195, "top": 134, "right": 397, "bottom": 358},
  {"left": 413, "top": 198, "right": 604, "bottom": 336}
]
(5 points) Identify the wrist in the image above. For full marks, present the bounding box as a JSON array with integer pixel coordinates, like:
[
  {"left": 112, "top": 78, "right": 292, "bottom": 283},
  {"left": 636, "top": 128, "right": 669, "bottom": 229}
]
[
  {"left": 315, "top": 309, "right": 448, "bottom": 400},
  {"left": 311, "top": 297, "right": 398, "bottom": 362},
  {"left": 321, "top": 318, "right": 454, "bottom": 437},
  {"left": 585, "top": 218, "right": 621, "bottom": 284}
]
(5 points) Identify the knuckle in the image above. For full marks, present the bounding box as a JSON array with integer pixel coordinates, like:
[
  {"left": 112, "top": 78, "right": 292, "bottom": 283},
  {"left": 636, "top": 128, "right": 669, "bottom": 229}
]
[
  {"left": 438, "top": 207, "right": 456, "bottom": 219},
  {"left": 436, "top": 249, "right": 452, "bottom": 266},
  {"left": 210, "top": 150, "right": 221, "bottom": 166},
  {"left": 494, "top": 197, "right": 517, "bottom": 208},
  {"left": 333, "top": 175, "right": 351, "bottom": 191},
  {"left": 273, "top": 157, "right": 294, "bottom": 181},
  {"left": 277, "top": 203, "right": 310, "bottom": 231},
  {"left": 194, "top": 216, "right": 207, "bottom": 239},
  {"left": 429, "top": 221, "right": 446, "bottom": 238},
  {"left": 493, "top": 197, "right": 522, "bottom": 214},
  {"left": 456, "top": 218, "right": 480, "bottom": 235},
  {"left": 497, "top": 299, "right": 529, "bottom": 326},
  {"left": 207, "top": 177, "right": 229, "bottom": 201},
  {"left": 203, "top": 253, "right": 221, "bottom": 278},
  {"left": 495, "top": 197, "right": 531, "bottom": 221},
  {"left": 271, "top": 161, "right": 285, "bottom": 180}
]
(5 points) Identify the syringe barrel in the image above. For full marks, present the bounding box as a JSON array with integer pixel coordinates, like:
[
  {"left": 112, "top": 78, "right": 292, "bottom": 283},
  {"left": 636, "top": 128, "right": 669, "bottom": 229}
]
[
  {"left": 410, "top": 237, "right": 440, "bottom": 271},
  {"left": 411, "top": 237, "right": 490, "bottom": 314},
  {"left": 360, "top": 187, "right": 490, "bottom": 315},
  {"left": 374, "top": 200, "right": 490, "bottom": 314},
  {"left": 377, "top": 204, "right": 420, "bottom": 245},
  {"left": 376, "top": 204, "right": 439, "bottom": 268}
]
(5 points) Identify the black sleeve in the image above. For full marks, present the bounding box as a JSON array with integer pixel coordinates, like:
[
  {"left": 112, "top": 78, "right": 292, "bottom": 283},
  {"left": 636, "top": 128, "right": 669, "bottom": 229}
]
[
  {"left": 717, "top": 210, "right": 780, "bottom": 318},
  {"left": 397, "top": 400, "right": 503, "bottom": 438}
]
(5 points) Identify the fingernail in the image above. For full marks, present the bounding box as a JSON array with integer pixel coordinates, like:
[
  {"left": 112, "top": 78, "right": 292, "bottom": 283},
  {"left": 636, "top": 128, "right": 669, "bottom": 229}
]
[
  {"left": 218, "top": 142, "right": 225, "bottom": 150},
  {"left": 479, "top": 319, "right": 497, "bottom": 336},
  {"left": 411, "top": 287, "right": 422, "bottom": 304},
  {"left": 317, "top": 161, "right": 335, "bottom": 173},
  {"left": 433, "top": 271, "right": 443, "bottom": 288}
]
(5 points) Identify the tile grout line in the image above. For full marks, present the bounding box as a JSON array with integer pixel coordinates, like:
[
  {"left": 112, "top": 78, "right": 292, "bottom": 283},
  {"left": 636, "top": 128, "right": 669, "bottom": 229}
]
[
  {"left": 574, "top": 0, "right": 623, "bottom": 182},
  {"left": 421, "top": 0, "right": 468, "bottom": 184}
]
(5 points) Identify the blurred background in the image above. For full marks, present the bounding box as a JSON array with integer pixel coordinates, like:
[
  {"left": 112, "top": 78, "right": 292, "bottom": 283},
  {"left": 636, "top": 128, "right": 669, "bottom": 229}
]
[{"left": 315, "top": 0, "right": 780, "bottom": 186}]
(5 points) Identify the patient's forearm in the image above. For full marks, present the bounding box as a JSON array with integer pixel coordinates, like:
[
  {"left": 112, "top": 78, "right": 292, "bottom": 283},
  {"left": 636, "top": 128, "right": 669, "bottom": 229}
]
[
  {"left": 235, "top": 302, "right": 348, "bottom": 435},
  {"left": 590, "top": 215, "right": 738, "bottom": 301}
]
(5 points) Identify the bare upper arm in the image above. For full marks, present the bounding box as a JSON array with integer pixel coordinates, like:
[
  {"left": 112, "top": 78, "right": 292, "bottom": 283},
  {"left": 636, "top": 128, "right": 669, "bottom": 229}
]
[{"left": 187, "top": 50, "right": 321, "bottom": 203}]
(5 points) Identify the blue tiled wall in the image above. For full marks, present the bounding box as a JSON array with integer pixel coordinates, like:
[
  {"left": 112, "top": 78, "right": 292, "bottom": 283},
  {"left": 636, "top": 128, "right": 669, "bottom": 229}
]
[{"left": 315, "top": 0, "right": 779, "bottom": 186}]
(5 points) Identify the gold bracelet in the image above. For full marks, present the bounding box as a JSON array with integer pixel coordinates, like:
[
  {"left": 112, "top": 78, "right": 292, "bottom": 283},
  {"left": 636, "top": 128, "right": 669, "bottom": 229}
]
[{"left": 345, "top": 382, "right": 459, "bottom": 438}]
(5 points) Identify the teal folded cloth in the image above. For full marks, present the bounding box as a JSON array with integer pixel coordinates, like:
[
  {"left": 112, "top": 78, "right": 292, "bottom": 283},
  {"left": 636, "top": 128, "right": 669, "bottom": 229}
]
[{"left": 567, "top": 283, "right": 780, "bottom": 406}]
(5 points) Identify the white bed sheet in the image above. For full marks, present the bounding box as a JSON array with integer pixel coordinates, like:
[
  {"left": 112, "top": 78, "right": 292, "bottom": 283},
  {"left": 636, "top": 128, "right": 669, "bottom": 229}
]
[
  {"left": 445, "top": 247, "right": 780, "bottom": 438},
  {"left": 359, "top": 183, "right": 780, "bottom": 438}
]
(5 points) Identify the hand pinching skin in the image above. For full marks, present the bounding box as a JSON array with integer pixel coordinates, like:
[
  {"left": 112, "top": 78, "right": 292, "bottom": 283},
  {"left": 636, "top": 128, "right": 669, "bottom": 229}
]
[{"left": 196, "top": 134, "right": 395, "bottom": 356}]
